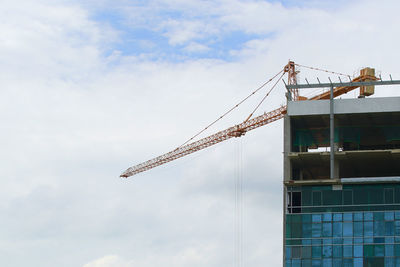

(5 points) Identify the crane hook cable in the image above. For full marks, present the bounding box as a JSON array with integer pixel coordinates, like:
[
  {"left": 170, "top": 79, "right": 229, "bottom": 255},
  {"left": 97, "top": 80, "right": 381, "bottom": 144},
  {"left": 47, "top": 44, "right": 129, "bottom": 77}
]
[
  {"left": 178, "top": 69, "right": 284, "bottom": 148},
  {"left": 243, "top": 71, "right": 285, "bottom": 123}
]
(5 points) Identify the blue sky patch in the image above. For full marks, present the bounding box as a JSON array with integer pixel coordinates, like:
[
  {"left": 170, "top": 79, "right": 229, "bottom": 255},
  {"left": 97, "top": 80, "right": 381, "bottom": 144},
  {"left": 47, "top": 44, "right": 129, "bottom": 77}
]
[{"left": 90, "top": 3, "right": 274, "bottom": 62}]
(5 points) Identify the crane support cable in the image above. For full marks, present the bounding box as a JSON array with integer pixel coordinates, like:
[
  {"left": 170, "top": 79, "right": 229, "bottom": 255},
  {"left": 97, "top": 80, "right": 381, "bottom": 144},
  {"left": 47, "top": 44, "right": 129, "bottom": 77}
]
[
  {"left": 295, "top": 63, "right": 351, "bottom": 78},
  {"left": 120, "top": 105, "right": 287, "bottom": 178},
  {"left": 244, "top": 72, "right": 285, "bottom": 122},
  {"left": 178, "top": 69, "right": 284, "bottom": 148}
]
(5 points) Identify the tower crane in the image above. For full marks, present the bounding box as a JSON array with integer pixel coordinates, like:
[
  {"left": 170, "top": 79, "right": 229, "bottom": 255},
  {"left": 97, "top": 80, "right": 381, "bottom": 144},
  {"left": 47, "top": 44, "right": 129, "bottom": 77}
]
[{"left": 120, "top": 61, "right": 377, "bottom": 178}]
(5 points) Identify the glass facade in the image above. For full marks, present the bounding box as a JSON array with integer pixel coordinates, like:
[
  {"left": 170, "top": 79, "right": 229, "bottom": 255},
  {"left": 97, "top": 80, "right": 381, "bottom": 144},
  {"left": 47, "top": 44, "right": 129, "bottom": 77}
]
[{"left": 285, "top": 184, "right": 400, "bottom": 267}]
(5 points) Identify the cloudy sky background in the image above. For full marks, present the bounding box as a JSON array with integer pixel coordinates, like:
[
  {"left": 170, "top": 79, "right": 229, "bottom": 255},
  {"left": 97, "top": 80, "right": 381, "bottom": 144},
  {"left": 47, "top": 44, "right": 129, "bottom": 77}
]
[{"left": 1, "top": 0, "right": 400, "bottom": 266}]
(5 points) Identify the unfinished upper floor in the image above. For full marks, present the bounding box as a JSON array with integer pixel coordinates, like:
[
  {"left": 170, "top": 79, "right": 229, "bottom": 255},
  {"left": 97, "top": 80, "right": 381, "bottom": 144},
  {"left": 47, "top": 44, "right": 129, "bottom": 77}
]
[{"left": 283, "top": 96, "right": 400, "bottom": 182}]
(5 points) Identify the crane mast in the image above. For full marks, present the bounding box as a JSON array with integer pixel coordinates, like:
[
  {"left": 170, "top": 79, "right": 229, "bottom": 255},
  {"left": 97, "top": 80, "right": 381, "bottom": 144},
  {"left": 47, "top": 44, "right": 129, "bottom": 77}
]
[{"left": 121, "top": 62, "right": 377, "bottom": 178}]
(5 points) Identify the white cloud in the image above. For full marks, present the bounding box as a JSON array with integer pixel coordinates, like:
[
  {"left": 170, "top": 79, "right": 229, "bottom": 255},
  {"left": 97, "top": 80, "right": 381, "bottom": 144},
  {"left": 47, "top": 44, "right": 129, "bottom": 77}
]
[
  {"left": 1, "top": 0, "right": 400, "bottom": 266},
  {"left": 84, "top": 255, "right": 127, "bottom": 267},
  {"left": 183, "top": 42, "right": 210, "bottom": 53},
  {"left": 160, "top": 19, "right": 218, "bottom": 46}
]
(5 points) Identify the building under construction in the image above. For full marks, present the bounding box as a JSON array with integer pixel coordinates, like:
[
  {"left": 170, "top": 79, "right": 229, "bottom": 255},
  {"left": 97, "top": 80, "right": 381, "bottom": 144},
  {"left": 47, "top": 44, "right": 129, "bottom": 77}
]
[
  {"left": 283, "top": 68, "right": 400, "bottom": 266},
  {"left": 120, "top": 62, "right": 400, "bottom": 266}
]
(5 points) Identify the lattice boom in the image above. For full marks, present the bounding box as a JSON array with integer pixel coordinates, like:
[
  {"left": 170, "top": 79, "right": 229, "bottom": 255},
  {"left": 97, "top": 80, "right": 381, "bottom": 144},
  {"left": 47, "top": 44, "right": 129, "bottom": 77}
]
[{"left": 120, "top": 106, "right": 287, "bottom": 178}]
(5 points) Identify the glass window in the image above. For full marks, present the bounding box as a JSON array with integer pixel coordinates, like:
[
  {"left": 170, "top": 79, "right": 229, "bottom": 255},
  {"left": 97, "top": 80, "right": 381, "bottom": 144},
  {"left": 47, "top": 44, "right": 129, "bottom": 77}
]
[
  {"left": 354, "top": 238, "right": 363, "bottom": 244},
  {"left": 343, "top": 213, "right": 352, "bottom": 222},
  {"left": 286, "top": 247, "right": 292, "bottom": 258},
  {"left": 312, "top": 238, "right": 322, "bottom": 245},
  {"left": 385, "top": 257, "right": 395, "bottom": 267},
  {"left": 385, "top": 237, "right": 394, "bottom": 243},
  {"left": 343, "top": 222, "right": 353, "bottom": 237},
  {"left": 364, "top": 212, "right": 373, "bottom": 221},
  {"left": 313, "top": 191, "right": 322, "bottom": 206},
  {"left": 384, "top": 211, "right": 394, "bottom": 221},
  {"left": 394, "top": 244, "right": 400, "bottom": 257},
  {"left": 395, "top": 221, "right": 400, "bottom": 236},
  {"left": 370, "top": 188, "right": 384, "bottom": 204},
  {"left": 303, "top": 223, "right": 312, "bottom": 238},
  {"left": 364, "top": 221, "right": 373, "bottom": 237},
  {"left": 302, "top": 214, "right": 312, "bottom": 223},
  {"left": 354, "top": 245, "right": 363, "bottom": 257},
  {"left": 312, "top": 214, "right": 322, "bottom": 223},
  {"left": 353, "top": 189, "right": 368, "bottom": 204},
  {"left": 292, "top": 246, "right": 301, "bottom": 258},
  {"left": 364, "top": 244, "right": 374, "bottom": 257},
  {"left": 291, "top": 223, "right": 302, "bottom": 238},
  {"left": 343, "top": 258, "right": 353, "bottom": 267},
  {"left": 292, "top": 214, "right": 302, "bottom": 223},
  {"left": 323, "top": 238, "right": 333, "bottom": 245},
  {"left": 374, "top": 212, "right": 384, "bottom": 221},
  {"left": 333, "top": 238, "right": 343, "bottom": 244},
  {"left": 301, "top": 259, "right": 312, "bottom": 267},
  {"left": 285, "top": 259, "right": 291, "bottom": 267},
  {"left": 286, "top": 225, "right": 292, "bottom": 238},
  {"left": 353, "top": 258, "right": 363, "bottom": 267},
  {"left": 322, "top": 223, "right": 332, "bottom": 237},
  {"left": 354, "top": 212, "right": 363, "bottom": 221},
  {"left": 324, "top": 190, "right": 341, "bottom": 205},
  {"left": 302, "top": 189, "right": 312, "bottom": 206},
  {"left": 312, "top": 246, "right": 321, "bottom": 258},
  {"left": 385, "top": 221, "right": 394, "bottom": 236},
  {"left": 395, "top": 187, "right": 400, "bottom": 203},
  {"left": 354, "top": 222, "right": 363, "bottom": 237},
  {"left": 343, "top": 238, "right": 352, "bottom": 244},
  {"left": 292, "top": 259, "right": 301, "bottom": 267},
  {"left": 364, "top": 237, "right": 373, "bottom": 244},
  {"left": 343, "top": 190, "right": 352, "bottom": 205},
  {"left": 323, "top": 213, "right": 332, "bottom": 222},
  {"left": 333, "top": 213, "right": 342, "bottom": 222},
  {"left": 332, "top": 258, "right": 342, "bottom": 267},
  {"left": 375, "top": 245, "right": 384, "bottom": 257},
  {"left": 333, "top": 222, "right": 342, "bottom": 237},
  {"left": 385, "top": 188, "right": 394, "bottom": 204},
  {"left": 343, "top": 245, "right": 352, "bottom": 257},
  {"left": 365, "top": 257, "right": 384, "bottom": 266},
  {"left": 385, "top": 244, "right": 394, "bottom": 257},
  {"left": 312, "top": 223, "right": 322, "bottom": 238},
  {"left": 291, "top": 239, "right": 302, "bottom": 246},
  {"left": 333, "top": 245, "right": 342, "bottom": 257},
  {"left": 312, "top": 259, "right": 321, "bottom": 267},
  {"left": 291, "top": 192, "right": 302, "bottom": 213},
  {"left": 322, "top": 258, "right": 332, "bottom": 267},
  {"left": 322, "top": 245, "right": 332, "bottom": 257},
  {"left": 302, "top": 246, "right": 311, "bottom": 258},
  {"left": 374, "top": 221, "right": 384, "bottom": 236}
]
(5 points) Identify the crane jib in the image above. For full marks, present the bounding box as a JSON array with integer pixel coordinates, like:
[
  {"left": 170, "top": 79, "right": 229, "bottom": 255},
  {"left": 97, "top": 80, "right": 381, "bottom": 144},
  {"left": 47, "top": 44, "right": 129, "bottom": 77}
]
[{"left": 120, "top": 106, "right": 287, "bottom": 178}]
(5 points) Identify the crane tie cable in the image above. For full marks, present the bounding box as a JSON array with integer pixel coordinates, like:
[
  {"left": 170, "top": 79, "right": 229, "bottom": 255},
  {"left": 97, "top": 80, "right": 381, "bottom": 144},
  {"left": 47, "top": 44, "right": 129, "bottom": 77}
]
[
  {"left": 295, "top": 63, "right": 351, "bottom": 79},
  {"left": 244, "top": 71, "right": 285, "bottom": 122},
  {"left": 178, "top": 69, "right": 284, "bottom": 148}
]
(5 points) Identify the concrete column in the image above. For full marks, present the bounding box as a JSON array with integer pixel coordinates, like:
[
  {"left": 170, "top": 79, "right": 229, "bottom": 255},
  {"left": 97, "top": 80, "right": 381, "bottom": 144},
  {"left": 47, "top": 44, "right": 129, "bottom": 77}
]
[{"left": 283, "top": 115, "right": 291, "bottom": 181}]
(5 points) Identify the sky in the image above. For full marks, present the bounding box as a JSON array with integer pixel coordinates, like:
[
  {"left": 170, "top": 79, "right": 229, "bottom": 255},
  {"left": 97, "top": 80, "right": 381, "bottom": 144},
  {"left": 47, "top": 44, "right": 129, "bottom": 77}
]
[{"left": 1, "top": 0, "right": 400, "bottom": 266}]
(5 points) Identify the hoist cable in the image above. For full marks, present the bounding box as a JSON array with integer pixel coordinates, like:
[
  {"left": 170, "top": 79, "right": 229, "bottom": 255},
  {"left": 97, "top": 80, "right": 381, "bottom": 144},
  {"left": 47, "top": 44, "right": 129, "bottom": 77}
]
[{"left": 234, "top": 139, "right": 244, "bottom": 267}]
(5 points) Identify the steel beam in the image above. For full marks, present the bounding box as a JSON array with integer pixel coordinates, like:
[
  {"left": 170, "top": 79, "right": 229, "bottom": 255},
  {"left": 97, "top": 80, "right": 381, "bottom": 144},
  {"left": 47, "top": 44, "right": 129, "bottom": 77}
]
[{"left": 285, "top": 80, "right": 400, "bottom": 90}]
